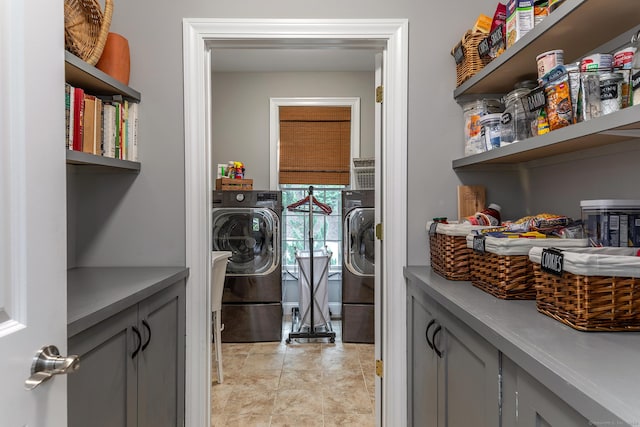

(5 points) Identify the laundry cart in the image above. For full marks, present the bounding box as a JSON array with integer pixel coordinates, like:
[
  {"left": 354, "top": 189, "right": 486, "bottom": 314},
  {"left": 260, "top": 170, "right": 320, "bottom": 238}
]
[{"left": 287, "top": 248, "right": 335, "bottom": 343}]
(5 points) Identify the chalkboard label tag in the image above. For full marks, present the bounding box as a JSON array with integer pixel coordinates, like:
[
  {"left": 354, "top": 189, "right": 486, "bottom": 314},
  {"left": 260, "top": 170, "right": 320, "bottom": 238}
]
[
  {"left": 477, "top": 37, "right": 490, "bottom": 59},
  {"left": 540, "top": 248, "right": 564, "bottom": 277},
  {"left": 453, "top": 42, "right": 465, "bottom": 65},
  {"left": 632, "top": 70, "right": 640, "bottom": 92},
  {"left": 473, "top": 235, "right": 486, "bottom": 253},
  {"left": 526, "top": 86, "right": 547, "bottom": 112},
  {"left": 429, "top": 222, "right": 438, "bottom": 236}
]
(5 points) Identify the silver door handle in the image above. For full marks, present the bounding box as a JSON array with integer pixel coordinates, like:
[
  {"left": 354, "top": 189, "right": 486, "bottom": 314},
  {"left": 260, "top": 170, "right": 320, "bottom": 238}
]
[{"left": 24, "top": 345, "right": 80, "bottom": 390}]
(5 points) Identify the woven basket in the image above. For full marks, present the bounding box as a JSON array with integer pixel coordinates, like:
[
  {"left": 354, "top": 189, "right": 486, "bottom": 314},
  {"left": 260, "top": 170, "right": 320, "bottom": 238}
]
[
  {"left": 530, "top": 247, "right": 640, "bottom": 332},
  {"left": 451, "top": 30, "right": 492, "bottom": 87},
  {"left": 64, "top": 0, "right": 113, "bottom": 65},
  {"left": 470, "top": 252, "right": 535, "bottom": 299},
  {"left": 428, "top": 222, "right": 490, "bottom": 281},
  {"left": 467, "top": 235, "right": 589, "bottom": 300}
]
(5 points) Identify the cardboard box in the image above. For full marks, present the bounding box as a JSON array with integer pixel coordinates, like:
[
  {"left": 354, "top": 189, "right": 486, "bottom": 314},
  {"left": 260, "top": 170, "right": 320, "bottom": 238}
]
[
  {"left": 215, "top": 178, "right": 253, "bottom": 190},
  {"left": 506, "top": 0, "right": 534, "bottom": 48}
]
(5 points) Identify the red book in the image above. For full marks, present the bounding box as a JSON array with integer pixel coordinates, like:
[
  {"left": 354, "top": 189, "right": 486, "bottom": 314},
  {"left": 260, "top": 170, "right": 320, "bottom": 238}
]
[{"left": 72, "top": 87, "right": 85, "bottom": 151}]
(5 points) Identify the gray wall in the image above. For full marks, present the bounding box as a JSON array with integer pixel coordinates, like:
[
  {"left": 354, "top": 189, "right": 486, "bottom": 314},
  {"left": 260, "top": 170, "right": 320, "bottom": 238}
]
[
  {"left": 211, "top": 71, "right": 375, "bottom": 190},
  {"left": 71, "top": 1, "right": 640, "bottom": 269}
]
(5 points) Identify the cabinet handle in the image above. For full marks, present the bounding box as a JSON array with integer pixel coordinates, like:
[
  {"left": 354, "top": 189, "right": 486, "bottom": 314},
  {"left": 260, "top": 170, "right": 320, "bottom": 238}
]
[
  {"left": 425, "top": 319, "right": 436, "bottom": 350},
  {"left": 141, "top": 319, "right": 152, "bottom": 352},
  {"left": 131, "top": 326, "right": 142, "bottom": 359},
  {"left": 432, "top": 325, "right": 443, "bottom": 358}
]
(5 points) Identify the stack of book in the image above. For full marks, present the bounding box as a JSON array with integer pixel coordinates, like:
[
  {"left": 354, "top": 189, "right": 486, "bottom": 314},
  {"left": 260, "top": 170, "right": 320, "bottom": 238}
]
[{"left": 65, "top": 83, "right": 139, "bottom": 161}]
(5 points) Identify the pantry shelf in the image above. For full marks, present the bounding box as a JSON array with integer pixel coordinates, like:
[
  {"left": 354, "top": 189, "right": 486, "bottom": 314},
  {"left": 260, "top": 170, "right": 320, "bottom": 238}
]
[
  {"left": 452, "top": 103, "right": 640, "bottom": 169},
  {"left": 66, "top": 150, "right": 141, "bottom": 171},
  {"left": 453, "top": 0, "right": 640, "bottom": 98}
]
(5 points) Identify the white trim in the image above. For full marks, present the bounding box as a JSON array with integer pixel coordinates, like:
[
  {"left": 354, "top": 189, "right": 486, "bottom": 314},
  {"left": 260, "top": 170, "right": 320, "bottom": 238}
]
[
  {"left": 269, "top": 97, "right": 361, "bottom": 190},
  {"left": 182, "top": 18, "right": 408, "bottom": 427}
]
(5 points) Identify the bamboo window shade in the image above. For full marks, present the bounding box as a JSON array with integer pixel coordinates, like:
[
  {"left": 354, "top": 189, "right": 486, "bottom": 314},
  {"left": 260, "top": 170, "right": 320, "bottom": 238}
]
[{"left": 279, "top": 106, "right": 351, "bottom": 185}]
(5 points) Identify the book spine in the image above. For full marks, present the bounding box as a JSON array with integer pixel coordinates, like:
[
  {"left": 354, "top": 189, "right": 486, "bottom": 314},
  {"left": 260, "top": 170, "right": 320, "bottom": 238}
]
[
  {"left": 65, "top": 83, "right": 71, "bottom": 149},
  {"left": 72, "top": 87, "right": 85, "bottom": 151}
]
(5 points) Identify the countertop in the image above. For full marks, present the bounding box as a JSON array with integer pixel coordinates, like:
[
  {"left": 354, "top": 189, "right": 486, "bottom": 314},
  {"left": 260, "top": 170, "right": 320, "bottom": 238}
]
[
  {"left": 67, "top": 267, "right": 189, "bottom": 337},
  {"left": 404, "top": 266, "right": 640, "bottom": 427}
]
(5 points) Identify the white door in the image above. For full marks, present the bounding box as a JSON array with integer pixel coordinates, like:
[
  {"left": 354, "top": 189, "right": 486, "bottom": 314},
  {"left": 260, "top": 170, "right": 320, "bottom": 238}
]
[{"left": 0, "top": 0, "right": 68, "bottom": 425}]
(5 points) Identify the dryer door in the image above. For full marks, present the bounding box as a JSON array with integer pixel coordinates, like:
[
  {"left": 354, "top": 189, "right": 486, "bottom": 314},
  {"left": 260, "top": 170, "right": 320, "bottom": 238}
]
[
  {"left": 212, "top": 208, "right": 280, "bottom": 276},
  {"left": 344, "top": 207, "right": 375, "bottom": 276}
]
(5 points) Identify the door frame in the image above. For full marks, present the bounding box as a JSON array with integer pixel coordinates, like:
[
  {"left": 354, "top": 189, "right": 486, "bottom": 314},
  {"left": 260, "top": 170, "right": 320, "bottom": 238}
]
[{"left": 182, "top": 18, "right": 408, "bottom": 426}]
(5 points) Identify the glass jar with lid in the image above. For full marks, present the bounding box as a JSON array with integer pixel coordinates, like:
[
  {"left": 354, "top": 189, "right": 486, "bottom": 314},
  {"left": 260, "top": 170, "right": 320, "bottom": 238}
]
[
  {"left": 462, "top": 98, "right": 504, "bottom": 156},
  {"left": 500, "top": 88, "right": 533, "bottom": 145}
]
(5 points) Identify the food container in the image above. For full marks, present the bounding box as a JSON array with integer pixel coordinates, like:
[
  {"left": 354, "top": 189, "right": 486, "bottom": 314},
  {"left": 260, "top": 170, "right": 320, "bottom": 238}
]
[
  {"left": 581, "top": 199, "right": 640, "bottom": 247},
  {"left": 500, "top": 88, "right": 533, "bottom": 144},
  {"left": 463, "top": 99, "right": 504, "bottom": 156},
  {"left": 479, "top": 113, "right": 502, "bottom": 150},
  {"left": 580, "top": 53, "right": 613, "bottom": 72},
  {"left": 530, "top": 246, "right": 640, "bottom": 331},
  {"left": 536, "top": 49, "right": 564, "bottom": 78},
  {"left": 613, "top": 47, "right": 636, "bottom": 70},
  {"left": 599, "top": 72, "right": 624, "bottom": 115}
]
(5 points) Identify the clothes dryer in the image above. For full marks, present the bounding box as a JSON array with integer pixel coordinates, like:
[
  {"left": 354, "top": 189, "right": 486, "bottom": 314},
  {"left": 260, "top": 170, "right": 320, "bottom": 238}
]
[
  {"left": 341, "top": 190, "right": 375, "bottom": 343},
  {"left": 212, "top": 190, "right": 282, "bottom": 342}
]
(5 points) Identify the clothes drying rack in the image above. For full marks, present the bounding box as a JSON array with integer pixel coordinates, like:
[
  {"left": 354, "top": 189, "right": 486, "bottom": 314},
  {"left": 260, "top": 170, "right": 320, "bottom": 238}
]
[{"left": 286, "top": 186, "right": 336, "bottom": 343}]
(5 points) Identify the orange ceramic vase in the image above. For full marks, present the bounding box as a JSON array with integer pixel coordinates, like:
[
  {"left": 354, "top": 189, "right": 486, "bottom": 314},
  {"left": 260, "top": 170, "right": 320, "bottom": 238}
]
[{"left": 96, "top": 33, "right": 130, "bottom": 85}]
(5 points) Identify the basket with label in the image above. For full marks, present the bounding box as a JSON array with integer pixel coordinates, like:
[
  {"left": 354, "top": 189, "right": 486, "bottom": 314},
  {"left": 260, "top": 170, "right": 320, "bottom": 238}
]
[
  {"left": 451, "top": 30, "right": 492, "bottom": 87},
  {"left": 467, "top": 235, "right": 589, "bottom": 299},
  {"left": 427, "top": 222, "right": 491, "bottom": 281},
  {"left": 530, "top": 247, "right": 640, "bottom": 332}
]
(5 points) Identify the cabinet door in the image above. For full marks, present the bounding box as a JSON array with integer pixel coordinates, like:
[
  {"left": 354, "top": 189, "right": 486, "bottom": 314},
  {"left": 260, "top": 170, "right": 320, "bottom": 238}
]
[
  {"left": 407, "top": 283, "right": 438, "bottom": 427},
  {"left": 137, "top": 281, "right": 186, "bottom": 427},
  {"left": 68, "top": 306, "right": 138, "bottom": 427},
  {"left": 516, "top": 365, "right": 590, "bottom": 427},
  {"left": 436, "top": 310, "right": 500, "bottom": 427}
]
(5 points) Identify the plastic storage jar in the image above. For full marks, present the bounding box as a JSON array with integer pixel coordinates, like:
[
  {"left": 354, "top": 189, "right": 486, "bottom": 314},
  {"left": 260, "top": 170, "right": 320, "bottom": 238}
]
[
  {"left": 580, "top": 199, "right": 640, "bottom": 247},
  {"left": 462, "top": 99, "right": 503, "bottom": 156},
  {"left": 479, "top": 113, "right": 502, "bottom": 150},
  {"left": 599, "top": 72, "right": 624, "bottom": 115},
  {"left": 500, "top": 88, "right": 532, "bottom": 145}
]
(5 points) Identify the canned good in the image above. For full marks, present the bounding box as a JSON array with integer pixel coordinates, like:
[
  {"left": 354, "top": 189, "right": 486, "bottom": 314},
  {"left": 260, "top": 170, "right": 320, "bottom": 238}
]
[
  {"left": 580, "top": 53, "right": 613, "bottom": 72},
  {"left": 613, "top": 47, "right": 636, "bottom": 70},
  {"left": 536, "top": 49, "right": 564, "bottom": 78}
]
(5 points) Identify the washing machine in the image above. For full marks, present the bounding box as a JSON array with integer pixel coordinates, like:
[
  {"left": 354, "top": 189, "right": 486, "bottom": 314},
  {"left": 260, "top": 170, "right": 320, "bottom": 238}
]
[
  {"left": 342, "top": 189, "right": 375, "bottom": 343},
  {"left": 212, "top": 190, "right": 283, "bottom": 342}
]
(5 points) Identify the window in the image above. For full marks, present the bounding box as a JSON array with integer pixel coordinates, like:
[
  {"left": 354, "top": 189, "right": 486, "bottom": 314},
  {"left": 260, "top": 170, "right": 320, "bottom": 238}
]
[{"left": 281, "top": 185, "right": 344, "bottom": 271}]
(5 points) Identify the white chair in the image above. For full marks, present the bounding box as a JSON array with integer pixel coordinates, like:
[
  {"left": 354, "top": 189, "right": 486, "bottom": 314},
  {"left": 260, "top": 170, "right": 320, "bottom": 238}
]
[{"left": 211, "top": 251, "right": 232, "bottom": 383}]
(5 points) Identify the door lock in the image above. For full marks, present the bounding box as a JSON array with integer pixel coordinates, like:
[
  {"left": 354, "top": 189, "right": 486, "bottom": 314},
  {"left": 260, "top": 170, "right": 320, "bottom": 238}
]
[{"left": 25, "top": 345, "right": 80, "bottom": 390}]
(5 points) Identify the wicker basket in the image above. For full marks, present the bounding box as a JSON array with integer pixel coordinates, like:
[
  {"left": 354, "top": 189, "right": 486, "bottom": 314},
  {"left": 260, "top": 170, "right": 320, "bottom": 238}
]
[
  {"left": 467, "top": 235, "right": 589, "bottom": 300},
  {"left": 451, "top": 30, "right": 492, "bottom": 87},
  {"left": 427, "top": 222, "right": 490, "bottom": 281},
  {"left": 530, "top": 247, "right": 640, "bottom": 332},
  {"left": 64, "top": 0, "right": 113, "bottom": 65}
]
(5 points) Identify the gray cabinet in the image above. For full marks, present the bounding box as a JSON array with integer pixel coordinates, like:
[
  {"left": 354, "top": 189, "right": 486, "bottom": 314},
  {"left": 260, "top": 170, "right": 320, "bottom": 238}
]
[
  {"left": 68, "top": 280, "right": 185, "bottom": 427},
  {"left": 502, "top": 356, "right": 589, "bottom": 427},
  {"left": 407, "top": 278, "right": 500, "bottom": 427}
]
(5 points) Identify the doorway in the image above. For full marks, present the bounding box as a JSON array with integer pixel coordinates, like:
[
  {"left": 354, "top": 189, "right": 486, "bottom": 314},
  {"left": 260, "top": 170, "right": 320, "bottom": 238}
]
[{"left": 183, "top": 19, "right": 408, "bottom": 426}]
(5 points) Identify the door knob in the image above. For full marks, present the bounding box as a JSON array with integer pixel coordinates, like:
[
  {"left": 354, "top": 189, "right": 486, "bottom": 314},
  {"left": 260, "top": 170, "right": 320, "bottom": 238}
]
[{"left": 24, "top": 345, "right": 80, "bottom": 390}]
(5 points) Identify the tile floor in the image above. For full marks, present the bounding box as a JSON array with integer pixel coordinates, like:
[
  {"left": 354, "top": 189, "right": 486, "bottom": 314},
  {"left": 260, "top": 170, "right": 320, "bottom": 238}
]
[{"left": 211, "top": 320, "right": 376, "bottom": 427}]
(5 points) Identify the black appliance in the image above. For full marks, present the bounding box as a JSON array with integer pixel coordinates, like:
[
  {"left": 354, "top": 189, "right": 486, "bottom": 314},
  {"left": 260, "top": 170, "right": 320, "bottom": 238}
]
[
  {"left": 341, "top": 190, "right": 375, "bottom": 343},
  {"left": 212, "top": 190, "right": 282, "bottom": 342}
]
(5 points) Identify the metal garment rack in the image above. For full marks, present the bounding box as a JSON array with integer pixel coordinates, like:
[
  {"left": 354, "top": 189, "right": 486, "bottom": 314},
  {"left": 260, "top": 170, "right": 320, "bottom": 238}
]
[{"left": 286, "top": 186, "right": 336, "bottom": 343}]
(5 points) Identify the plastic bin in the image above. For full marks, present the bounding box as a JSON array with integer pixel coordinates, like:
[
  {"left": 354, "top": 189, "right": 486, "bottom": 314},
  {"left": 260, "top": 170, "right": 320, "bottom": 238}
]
[{"left": 581, "top": 199, "right": 640, "bottom": 247}]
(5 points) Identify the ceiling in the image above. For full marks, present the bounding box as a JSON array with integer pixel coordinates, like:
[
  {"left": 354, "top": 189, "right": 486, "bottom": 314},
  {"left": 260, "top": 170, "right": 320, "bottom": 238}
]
[{"left": 210, "top": 48, "right": 380, "bottom": 72}]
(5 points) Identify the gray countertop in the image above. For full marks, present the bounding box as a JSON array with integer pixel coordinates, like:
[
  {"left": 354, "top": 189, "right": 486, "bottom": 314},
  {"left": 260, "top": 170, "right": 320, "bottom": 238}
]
[
  {"left": 67, "top": 267, "right": 189, "bottom": 337},
  {"left": 404, "top": 266, "right": 640, "bottom": 427}
]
